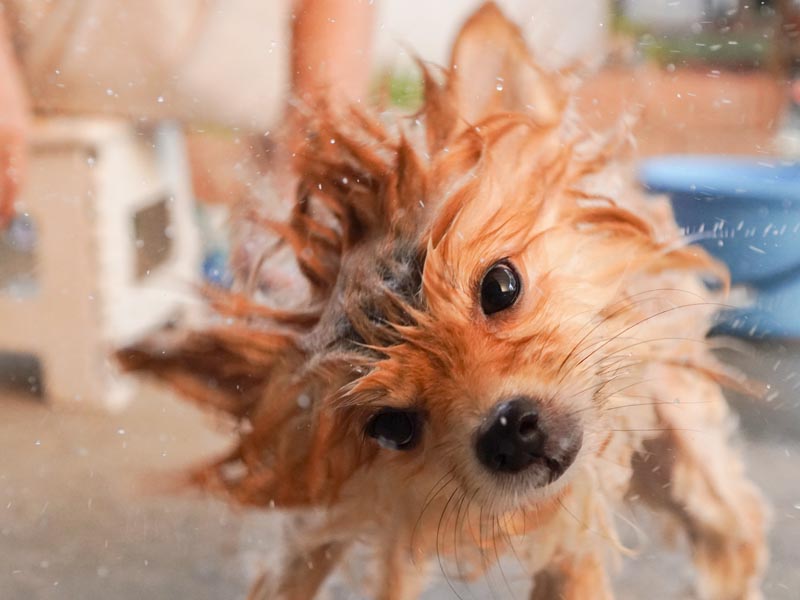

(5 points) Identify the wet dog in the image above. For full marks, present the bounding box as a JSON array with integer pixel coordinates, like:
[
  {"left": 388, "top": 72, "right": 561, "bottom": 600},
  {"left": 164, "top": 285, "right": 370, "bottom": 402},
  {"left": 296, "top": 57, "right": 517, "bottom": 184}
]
[{"left": 119, "top": 3, "right": 768, "bottom": 598}]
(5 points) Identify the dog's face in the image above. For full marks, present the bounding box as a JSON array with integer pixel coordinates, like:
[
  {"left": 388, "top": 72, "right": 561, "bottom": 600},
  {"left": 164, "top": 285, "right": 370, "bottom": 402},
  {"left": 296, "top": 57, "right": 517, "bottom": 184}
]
[
  {"left": 325, "top": 121, "right": 686, "bottom": 521},
  {"left": 120, "top": 3, "right": 715, "bottom": 524},
  {"left": 328, "top": 130, "right": 614, "bottom": 514}
]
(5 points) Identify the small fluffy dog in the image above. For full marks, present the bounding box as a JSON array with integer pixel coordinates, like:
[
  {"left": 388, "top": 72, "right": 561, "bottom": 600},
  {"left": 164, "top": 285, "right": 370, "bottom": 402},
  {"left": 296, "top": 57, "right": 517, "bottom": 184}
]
[{"left": 120, "top": 4, "right": 768, "bottom": 599}]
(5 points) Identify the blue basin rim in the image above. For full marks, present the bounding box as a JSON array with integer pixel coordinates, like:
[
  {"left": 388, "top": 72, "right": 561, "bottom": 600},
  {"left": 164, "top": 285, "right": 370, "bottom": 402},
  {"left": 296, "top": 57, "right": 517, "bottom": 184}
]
[{"left": 640, "top": 155, "right": 800, "bottom": 205}]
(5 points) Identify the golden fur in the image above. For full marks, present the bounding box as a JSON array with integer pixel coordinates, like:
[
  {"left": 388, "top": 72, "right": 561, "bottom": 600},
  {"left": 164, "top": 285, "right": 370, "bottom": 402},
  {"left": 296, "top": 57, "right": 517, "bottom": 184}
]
[{"left": 119, "top": 4, "right": 768, "bottom": 599}]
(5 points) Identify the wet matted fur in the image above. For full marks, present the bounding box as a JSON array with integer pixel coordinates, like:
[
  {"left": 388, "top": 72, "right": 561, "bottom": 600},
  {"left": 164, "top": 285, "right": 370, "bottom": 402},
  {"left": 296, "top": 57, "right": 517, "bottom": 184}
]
[{"left": 119, "top": 3, "right": 768, "bottom": 599}]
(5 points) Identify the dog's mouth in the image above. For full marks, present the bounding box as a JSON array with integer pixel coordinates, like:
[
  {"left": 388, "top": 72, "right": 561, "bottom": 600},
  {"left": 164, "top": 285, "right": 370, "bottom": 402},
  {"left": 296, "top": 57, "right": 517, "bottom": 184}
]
[
  {"left": 477, "top": 431, "right": 583, "bottom": 497},
  {"left": 472, "top": 396, "right": 583, "bottom": 491}
]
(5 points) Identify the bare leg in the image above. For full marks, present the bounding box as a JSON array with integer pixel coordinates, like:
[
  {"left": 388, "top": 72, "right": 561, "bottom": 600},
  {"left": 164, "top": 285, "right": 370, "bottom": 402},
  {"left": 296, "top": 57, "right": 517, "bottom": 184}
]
[{"left": 291, "top": 0, "right": 375, "bottom": 108}]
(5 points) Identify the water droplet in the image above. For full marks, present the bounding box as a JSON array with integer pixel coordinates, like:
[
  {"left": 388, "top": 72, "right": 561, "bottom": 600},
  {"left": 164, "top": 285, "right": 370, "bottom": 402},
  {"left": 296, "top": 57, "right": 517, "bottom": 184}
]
[{"left": 297, "top": 393, "right": 311, "bottom": 409}]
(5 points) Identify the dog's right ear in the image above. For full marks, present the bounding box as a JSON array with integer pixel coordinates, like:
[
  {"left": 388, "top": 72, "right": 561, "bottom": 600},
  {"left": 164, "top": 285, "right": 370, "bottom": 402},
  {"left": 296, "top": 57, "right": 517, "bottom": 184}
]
[{"left": 448, "top": 2, "right": 566, "bottom": 127}]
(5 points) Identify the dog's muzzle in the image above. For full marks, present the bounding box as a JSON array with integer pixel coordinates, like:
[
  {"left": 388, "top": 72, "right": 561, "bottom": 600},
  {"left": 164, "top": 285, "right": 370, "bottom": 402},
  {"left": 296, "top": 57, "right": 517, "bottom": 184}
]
[{"left": 474, "top": 396, "right": 582, "bottom": 486}]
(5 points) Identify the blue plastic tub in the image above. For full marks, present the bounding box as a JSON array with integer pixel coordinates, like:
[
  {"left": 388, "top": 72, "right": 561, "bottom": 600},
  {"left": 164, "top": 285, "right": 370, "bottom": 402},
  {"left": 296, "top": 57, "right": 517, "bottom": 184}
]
[{"left": 639, "top": 155, "right": 800, "bottom": 338}]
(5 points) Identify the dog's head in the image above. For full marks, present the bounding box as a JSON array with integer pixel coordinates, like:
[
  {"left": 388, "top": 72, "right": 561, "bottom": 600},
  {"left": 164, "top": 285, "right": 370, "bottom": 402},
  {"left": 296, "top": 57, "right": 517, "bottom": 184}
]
[{"left": 119, "top": 3, "right": 720, "bottom": 522}]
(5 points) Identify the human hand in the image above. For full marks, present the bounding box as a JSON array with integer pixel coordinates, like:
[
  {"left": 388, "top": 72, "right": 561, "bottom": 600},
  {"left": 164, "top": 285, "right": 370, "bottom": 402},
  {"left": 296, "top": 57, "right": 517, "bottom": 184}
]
[
  {"left": 0, "top": 16, "right": 30, "bottom": 228},
  {"left": 0, "top": 120, "right": 28, "bottom": 228}
]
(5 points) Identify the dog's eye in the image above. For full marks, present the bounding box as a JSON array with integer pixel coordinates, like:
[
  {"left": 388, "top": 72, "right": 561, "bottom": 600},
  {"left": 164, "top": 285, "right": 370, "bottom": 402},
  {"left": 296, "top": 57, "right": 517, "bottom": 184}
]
[
  {"left": 366, "top": 408, "right": 422, "bottom": 451},
  {"left": 480, "top": 261, "right": 521, "bottom": 315}
]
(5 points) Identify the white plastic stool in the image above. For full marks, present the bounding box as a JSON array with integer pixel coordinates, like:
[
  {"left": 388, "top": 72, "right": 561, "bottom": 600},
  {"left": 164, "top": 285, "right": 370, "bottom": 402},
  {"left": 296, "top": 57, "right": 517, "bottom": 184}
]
[{"left": 0, "top": 118, "right": 200, "bottom": 410}]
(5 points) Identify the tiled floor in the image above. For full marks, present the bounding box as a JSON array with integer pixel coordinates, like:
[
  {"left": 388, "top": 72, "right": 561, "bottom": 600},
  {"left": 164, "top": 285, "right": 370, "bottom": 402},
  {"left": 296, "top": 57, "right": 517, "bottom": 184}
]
[{"left": 1, "top": 342, "right": 799, "bottom": 599}]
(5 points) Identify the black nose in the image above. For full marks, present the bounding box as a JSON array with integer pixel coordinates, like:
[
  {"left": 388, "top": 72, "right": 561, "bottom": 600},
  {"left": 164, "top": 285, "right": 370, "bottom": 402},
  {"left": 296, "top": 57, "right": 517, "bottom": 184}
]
[{"left": 475, "top": 397, "right": 546, "bottom": 474}]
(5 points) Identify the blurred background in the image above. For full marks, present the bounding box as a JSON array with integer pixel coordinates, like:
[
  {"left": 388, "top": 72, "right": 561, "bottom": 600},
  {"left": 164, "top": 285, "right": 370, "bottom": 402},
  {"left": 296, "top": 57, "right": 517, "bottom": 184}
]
[{"left": 0, "top": 0, "right": 799, "bottom": 598}]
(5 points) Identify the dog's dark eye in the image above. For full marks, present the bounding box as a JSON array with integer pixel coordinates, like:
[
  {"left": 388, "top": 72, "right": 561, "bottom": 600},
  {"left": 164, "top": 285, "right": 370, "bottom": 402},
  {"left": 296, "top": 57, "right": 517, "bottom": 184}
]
[
  {"left": 480, "top": 261, "right": 521, "bottom": 315},
  {"left": 366, "top": 408, "right": 422, "bottom": 451}
]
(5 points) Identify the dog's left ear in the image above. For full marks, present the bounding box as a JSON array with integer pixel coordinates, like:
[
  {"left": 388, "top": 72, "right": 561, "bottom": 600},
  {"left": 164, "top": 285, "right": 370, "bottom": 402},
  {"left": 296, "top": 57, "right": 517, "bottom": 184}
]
[{"left": 448, "top": 2, "right": 566, "bottom": 126}]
